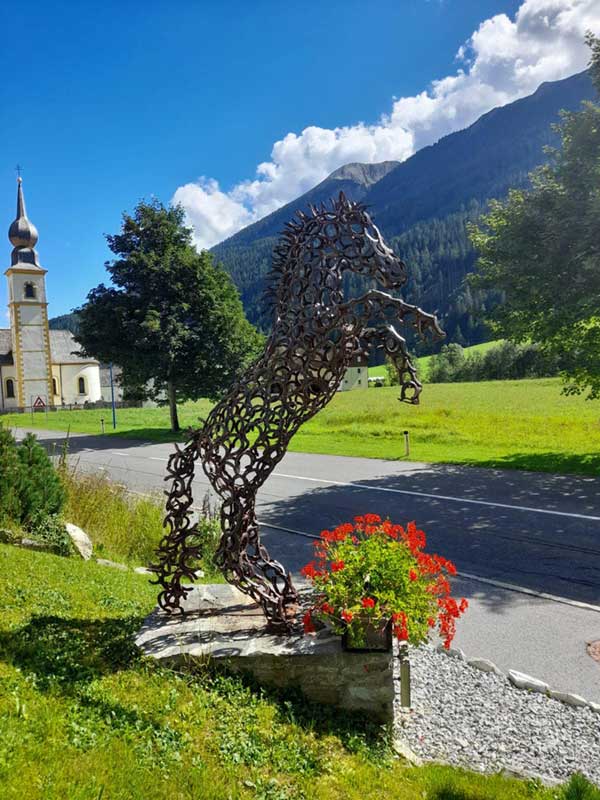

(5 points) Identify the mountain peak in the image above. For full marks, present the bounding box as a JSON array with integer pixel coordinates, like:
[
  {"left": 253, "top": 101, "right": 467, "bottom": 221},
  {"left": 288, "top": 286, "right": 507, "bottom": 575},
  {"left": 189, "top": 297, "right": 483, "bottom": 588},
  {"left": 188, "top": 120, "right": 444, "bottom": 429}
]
[{"left": 328, "top": 160, "right": 399, "bottom": 187}]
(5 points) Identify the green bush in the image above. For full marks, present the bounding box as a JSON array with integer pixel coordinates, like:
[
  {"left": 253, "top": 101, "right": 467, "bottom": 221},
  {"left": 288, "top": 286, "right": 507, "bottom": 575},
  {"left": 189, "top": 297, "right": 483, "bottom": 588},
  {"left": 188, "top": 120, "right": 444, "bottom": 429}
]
[
  {"left": 26, "top": 513, "right": 74, "bottom": 558},
  {"left": 0, "top": 426, "right": 22, "bottom": 524},
  {"left": 427, "top": 341, "right": 568, "bottom": 384},
  {"left": 17, "top": 433, "right": 66, "bottom": 523},
  {"left": 0, "top": 426, "right": 66, "bottom": 527}
]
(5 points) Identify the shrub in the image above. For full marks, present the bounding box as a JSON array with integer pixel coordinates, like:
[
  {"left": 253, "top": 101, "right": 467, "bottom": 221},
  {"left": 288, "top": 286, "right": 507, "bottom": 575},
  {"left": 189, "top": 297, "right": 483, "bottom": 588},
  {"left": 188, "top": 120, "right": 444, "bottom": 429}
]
[
  {"left": 26, "top": 513, "right": 74, "bottom": 557},
  {"left": 0, "top": 425, "right": 22, "bottom": 524},
  {"left": 427, "top": 341, "right": 568, "bottom": 384},
  {"left": 0, "top": 426, "right": 66, "bottom": 527},
  {"left": 17, "top": 433, "right": 66, "bottom": 523},
  {"left": 301, "top": 515, "right": 468, "bottom": 648}
]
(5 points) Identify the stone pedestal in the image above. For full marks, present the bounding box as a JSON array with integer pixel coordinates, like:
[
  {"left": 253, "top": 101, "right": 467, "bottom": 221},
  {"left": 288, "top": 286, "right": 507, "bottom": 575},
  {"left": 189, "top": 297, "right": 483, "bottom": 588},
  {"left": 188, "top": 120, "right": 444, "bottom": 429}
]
[{"left": 136, "top": 584, "right": 394, "bottom": 722}]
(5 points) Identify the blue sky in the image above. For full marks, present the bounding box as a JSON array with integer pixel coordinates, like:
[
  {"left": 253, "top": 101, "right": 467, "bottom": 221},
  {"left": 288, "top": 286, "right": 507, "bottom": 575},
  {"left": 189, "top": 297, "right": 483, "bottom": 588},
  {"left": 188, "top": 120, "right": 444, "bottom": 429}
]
[{"left": 1, "top": 0, "right": 596, "bottom": 318}]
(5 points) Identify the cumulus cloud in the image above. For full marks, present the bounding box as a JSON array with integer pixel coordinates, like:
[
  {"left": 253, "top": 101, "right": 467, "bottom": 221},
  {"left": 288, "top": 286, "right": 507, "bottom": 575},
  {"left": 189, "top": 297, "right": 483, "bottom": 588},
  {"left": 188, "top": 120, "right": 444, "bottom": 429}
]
[{"left": 174, "top": 0, "right": 600, "bottom": 250}]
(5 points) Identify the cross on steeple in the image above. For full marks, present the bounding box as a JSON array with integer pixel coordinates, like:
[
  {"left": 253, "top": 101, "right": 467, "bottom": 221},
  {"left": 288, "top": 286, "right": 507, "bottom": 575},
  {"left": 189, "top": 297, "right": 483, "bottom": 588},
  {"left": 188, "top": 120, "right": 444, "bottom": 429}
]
[{"left": 15, "top": 164, "right": 22, "bottom": 180}]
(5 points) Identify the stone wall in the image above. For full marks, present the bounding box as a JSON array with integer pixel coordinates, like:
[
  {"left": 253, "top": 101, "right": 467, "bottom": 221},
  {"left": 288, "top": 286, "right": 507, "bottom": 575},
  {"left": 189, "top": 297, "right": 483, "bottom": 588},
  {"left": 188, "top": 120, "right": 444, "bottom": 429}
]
[{"left": 136, "top": 583, "right": 395, "bottom": 723}]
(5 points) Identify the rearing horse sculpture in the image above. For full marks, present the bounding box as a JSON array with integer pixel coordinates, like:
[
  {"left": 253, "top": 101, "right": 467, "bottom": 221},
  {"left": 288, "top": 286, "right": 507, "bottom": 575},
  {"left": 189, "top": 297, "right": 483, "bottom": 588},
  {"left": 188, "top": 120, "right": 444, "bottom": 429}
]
[{"left": 152, "top": 192, "right": 444, "bottom": 632}]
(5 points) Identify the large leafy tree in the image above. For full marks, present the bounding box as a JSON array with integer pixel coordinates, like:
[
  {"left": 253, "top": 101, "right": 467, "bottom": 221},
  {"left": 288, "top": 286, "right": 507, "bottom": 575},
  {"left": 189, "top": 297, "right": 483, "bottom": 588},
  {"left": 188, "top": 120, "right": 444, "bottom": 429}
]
[
  {"left": 470, "top": 34, "right": 600, "bottom": 398},
  {"left": 76, "top": 201, "right": 262, "bottom": 431}
]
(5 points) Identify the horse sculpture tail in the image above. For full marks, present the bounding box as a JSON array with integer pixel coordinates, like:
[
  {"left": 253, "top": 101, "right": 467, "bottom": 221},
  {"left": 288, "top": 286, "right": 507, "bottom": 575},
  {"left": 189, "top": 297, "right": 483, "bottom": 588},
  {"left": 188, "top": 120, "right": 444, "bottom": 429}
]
[{"left": 150, "top": 431, "right": 205, "bottom": 612}]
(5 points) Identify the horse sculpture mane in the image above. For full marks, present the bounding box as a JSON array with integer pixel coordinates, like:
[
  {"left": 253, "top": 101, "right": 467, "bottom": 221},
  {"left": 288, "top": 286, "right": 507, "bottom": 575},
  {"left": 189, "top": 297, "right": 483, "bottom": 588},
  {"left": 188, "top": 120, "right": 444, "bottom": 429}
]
[{"left": 152, "top": 192, "right": 444, "bottom": 632}]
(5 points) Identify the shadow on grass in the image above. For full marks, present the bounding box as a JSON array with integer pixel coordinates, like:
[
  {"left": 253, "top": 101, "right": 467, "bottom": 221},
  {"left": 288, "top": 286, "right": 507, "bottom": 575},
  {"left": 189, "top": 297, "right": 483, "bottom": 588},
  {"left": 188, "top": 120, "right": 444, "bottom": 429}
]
[{"left": 0, "top": 614, "right": 145, "bottom": 690}]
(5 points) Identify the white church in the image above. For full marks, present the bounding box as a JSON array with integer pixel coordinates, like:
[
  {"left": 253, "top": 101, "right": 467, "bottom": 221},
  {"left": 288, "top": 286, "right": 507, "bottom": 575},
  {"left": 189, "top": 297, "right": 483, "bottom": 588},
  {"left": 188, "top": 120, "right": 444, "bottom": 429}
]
[{"left": 0, "top": 178, "right": 105, "bottom": 411}]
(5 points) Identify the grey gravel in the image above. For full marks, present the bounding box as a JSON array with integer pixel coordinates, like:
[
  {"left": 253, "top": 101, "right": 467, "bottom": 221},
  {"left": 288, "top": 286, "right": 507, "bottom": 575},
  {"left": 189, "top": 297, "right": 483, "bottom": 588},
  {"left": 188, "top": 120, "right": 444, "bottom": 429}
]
[{"left": 395, "top": 644, "right": 600, "bottom": 785}]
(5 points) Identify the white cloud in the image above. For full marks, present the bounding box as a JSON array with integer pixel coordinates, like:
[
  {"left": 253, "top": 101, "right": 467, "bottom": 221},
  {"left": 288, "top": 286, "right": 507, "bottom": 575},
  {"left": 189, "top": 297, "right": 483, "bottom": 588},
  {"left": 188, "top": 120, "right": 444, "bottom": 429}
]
[{"left": 174, "top": 0, "right": 600, "bottom": 250}]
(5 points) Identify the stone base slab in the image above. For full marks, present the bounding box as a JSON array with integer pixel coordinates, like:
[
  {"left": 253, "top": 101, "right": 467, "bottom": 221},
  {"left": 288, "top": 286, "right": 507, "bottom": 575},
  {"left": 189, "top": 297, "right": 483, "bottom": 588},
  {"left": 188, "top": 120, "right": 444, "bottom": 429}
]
[{"left": 136, "top": 583, "right": 394, "bottom": 722}]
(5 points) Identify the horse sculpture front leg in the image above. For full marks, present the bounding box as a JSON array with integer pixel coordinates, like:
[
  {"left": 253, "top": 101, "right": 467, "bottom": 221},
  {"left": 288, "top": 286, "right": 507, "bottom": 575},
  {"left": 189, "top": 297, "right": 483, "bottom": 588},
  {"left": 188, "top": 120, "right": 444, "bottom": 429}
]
[{"left": 341, "top": 289, "right": 445, "bottom": 403}]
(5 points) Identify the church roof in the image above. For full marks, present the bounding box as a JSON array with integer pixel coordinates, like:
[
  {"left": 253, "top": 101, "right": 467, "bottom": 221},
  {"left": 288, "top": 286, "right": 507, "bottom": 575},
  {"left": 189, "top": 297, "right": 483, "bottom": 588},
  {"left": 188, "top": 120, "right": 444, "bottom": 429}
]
[
  {"left": 0, "top": 329, "right": 13, "bottom": 365},
  {"left": 0, "top": 328, "right": 98, "bottom": 366},
  {"left": 49, "top": 329, "right": 99, "bottom": 365}
]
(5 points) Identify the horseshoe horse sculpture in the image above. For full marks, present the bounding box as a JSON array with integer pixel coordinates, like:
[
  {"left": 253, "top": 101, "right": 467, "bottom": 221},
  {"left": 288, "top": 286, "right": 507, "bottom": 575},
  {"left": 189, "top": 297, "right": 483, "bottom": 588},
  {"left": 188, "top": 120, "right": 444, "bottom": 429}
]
[{"left": 151, "top": 192, "right": 444, "bottom": 633}]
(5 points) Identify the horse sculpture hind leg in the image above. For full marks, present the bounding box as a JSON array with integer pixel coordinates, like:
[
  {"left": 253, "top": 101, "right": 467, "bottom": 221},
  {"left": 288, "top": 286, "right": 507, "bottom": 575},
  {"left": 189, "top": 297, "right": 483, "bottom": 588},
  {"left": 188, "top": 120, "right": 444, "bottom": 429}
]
[{"left": 216, "top": 492, "right": 299, "bottom": 631}]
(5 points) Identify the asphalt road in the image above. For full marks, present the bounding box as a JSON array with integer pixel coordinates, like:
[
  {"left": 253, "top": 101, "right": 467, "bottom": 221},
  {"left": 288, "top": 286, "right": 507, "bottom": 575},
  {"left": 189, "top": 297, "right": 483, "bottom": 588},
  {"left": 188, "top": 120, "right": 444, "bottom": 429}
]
[{"left": 15, "top": 426, "right": 600, "bottom": 701}]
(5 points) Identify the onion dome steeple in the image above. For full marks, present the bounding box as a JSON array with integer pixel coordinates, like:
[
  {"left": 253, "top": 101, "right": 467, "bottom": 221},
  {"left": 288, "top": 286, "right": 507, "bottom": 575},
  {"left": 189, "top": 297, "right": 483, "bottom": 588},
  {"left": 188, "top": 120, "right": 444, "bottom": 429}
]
[{"left": 8, "top": 177, "right": 41, "bottom": 268}]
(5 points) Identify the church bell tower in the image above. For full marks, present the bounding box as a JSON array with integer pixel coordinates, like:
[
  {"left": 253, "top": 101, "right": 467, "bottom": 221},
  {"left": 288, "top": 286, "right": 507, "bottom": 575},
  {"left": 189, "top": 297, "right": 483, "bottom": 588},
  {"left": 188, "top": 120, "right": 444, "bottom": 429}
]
[{"left": 5, "top": 177, "right": 53, "bottom": 407}]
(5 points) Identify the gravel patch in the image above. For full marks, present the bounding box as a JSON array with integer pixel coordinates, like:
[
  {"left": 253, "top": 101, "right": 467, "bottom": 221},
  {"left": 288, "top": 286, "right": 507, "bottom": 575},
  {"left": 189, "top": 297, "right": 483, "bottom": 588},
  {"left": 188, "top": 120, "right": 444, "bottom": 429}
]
[{"left": 395, "top": 644, "right": 600, "bottom": 785}]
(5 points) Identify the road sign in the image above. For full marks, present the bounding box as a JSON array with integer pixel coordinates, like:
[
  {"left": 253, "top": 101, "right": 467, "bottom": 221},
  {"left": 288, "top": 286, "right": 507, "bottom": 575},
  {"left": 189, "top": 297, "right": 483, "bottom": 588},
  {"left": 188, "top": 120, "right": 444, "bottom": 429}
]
[{"left": 32, "top": 396, "right": 46, "bottom": 409}]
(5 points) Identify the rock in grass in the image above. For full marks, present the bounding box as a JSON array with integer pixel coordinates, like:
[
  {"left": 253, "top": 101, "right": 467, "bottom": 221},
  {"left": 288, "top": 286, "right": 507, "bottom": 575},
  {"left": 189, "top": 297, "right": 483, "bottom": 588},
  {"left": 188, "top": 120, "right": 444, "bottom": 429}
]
[{"left": 65, "top": 523, "right": 93, "bottom": 560}]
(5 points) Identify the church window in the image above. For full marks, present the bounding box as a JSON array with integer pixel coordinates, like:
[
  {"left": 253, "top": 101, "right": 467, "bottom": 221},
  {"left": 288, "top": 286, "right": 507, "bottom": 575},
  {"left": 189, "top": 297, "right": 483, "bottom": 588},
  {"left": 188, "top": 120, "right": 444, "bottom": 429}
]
[
  {"left": 52, "top": 378, "right": 58, "bottom": 396},
  {"left": 78, "top": 377, "right": 86, "bottom": 395},
  {"left": 6, "top": 379, "right": 15, "bottom": 399},
  {"left": 24, "top": 282, "right": 36, "bottom": 299}
]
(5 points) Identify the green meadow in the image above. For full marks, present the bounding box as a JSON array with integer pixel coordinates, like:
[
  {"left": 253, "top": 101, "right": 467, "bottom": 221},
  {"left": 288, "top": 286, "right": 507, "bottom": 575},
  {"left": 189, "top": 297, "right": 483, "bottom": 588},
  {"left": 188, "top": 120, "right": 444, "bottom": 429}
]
[{"left": 2, "top": 377, "right": 599, "bottom": 475}]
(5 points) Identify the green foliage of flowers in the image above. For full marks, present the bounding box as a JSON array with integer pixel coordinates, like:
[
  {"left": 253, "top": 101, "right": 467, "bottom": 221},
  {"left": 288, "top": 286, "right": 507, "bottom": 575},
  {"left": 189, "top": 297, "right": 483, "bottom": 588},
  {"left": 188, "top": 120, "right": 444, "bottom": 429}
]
[{"left": 301, "top": 515, "right": 467, "bottom": 649}]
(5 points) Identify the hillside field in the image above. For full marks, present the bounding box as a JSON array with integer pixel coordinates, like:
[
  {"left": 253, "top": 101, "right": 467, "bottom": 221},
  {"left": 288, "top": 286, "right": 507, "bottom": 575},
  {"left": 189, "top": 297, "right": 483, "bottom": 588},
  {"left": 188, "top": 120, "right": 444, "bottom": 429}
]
[
  {"left": 368, "top": 340, "right": 503, "bottom": 382},
  {"left": 2, "top": 377, "right": 599, "bottom": 476}
]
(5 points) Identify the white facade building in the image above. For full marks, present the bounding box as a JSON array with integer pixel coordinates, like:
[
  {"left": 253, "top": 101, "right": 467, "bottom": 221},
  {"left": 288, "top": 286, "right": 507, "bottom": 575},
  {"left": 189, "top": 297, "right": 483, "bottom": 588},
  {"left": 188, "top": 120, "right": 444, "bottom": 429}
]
[{"left": 0, "top": 178, "right": 103, "bottom": 410}]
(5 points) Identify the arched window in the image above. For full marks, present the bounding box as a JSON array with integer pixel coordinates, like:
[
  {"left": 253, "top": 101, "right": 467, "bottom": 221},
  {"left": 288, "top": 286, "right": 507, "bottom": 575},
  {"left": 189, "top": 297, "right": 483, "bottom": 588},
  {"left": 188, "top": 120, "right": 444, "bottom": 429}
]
[
  {"left": 24, "top": 282, "right": 36, "bottom": 299},
  {"left": 52, "top": 377, "right": 58, "bottom": 396},
  {"left": 6, "top": 379, "right": 15, "bottom": 399},
  {"left": 78, "top": 377, "right": 86, "bottom": 395}
]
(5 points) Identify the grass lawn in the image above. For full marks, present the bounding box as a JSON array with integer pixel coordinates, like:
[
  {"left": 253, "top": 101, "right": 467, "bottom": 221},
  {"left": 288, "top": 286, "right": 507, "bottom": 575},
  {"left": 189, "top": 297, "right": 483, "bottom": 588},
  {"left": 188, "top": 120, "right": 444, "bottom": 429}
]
[
  {"left": 0, "top": 543, "right": 581, "bottom": 799},
  {"left": 3, "top": 377, "right": 600, "bottom": 475}
]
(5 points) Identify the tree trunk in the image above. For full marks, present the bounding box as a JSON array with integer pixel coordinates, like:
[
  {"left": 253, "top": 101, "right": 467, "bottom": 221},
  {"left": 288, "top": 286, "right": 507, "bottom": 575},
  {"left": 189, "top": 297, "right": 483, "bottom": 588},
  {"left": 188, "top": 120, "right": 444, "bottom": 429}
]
[{"left": 167, "top": 381, "right": 180, "bottom": 432}]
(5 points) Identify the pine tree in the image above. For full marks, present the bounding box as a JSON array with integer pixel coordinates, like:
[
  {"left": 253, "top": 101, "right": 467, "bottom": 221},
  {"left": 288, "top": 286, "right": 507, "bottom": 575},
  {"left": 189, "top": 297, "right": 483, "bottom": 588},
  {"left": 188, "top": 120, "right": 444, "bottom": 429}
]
[
  {"left": 16, "top": 433, "right": 66, "bottom": 524},
  {"left": 0, "top": 426, "right": 22, "bottom": 524}
]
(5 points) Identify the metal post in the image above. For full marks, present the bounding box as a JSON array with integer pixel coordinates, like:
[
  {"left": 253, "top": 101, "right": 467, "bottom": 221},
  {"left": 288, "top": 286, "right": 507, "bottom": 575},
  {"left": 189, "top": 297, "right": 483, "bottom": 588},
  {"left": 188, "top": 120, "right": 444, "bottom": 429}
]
[
  {"left": 403, "top": 430, "right": 410, "bottom": 457},
  {"left": 109, "top": 363, "right": 117, "bottom": 429},
  {"left": 100, "top": 418, "right": 105, "bottom": 435},
  {"left": 399, "top": 640, "right": 411, "bottom": 709}
]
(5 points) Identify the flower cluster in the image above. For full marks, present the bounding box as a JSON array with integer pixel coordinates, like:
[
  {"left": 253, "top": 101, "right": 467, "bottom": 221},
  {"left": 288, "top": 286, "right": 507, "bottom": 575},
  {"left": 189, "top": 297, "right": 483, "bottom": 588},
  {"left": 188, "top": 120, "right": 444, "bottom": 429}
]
[{"left": 300, "top": 514, "right": 468, "bottom": 649}]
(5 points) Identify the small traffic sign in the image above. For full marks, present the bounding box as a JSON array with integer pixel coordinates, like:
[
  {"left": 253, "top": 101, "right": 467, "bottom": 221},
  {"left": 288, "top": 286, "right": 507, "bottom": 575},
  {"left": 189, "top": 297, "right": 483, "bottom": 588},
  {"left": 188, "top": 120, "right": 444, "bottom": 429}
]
[{"left": 32, "top": 396, "right": 46, "bottom": 409}]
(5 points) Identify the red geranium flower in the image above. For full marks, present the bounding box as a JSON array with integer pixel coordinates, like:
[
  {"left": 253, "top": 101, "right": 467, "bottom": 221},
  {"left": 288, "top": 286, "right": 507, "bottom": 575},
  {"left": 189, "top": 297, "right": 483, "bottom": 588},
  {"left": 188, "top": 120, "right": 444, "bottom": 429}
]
[
  {"left": 341, "top": 609, "right": 354, "bottom": 623},
  {"left": 361, "top": 597, "right": 376, "bottom": 609},
  {"left": 409, "top": 570, "right": 418, "bottom": 582},
  {"left": 302, "top": 611, "right": 315, "bottom": 633},
  {"left": 330, "top": 560, "right": 345, "bottom": 572}
]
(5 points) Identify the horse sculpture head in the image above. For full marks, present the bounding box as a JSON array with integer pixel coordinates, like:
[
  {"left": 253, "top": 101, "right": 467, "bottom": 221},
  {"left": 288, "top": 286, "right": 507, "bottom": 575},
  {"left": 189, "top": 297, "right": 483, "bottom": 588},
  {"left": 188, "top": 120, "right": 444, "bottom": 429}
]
[{"left": 267, "top": 192, "right": 408, "bottom": 317}]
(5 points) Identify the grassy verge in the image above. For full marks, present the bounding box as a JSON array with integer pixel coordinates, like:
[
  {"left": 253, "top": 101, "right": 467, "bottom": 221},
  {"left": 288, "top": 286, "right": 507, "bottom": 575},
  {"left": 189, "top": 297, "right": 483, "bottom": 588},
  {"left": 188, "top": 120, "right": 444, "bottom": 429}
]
[
  {"left": 61, "top": 469, "right": 222, "bottom": 577},
  {"left": 4, "top": 378, "right": 600, "bottom": 475},
  {"left": 0, "top": 543, "right": 587, "bottom": 800}
]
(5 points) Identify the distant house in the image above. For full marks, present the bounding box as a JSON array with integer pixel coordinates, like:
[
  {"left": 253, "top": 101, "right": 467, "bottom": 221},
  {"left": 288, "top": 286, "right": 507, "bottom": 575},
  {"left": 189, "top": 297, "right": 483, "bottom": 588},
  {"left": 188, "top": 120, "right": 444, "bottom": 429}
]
[{"left": 339, "top": 355, "right": 368, "bottom": 391}]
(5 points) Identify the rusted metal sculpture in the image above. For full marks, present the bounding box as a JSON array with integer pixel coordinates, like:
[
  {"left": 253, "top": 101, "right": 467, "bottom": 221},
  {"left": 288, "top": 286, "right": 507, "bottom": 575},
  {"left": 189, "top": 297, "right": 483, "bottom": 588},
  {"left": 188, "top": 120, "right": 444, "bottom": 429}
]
[{"left": 152, "top": 192, "right": 444, "bottom": 632}]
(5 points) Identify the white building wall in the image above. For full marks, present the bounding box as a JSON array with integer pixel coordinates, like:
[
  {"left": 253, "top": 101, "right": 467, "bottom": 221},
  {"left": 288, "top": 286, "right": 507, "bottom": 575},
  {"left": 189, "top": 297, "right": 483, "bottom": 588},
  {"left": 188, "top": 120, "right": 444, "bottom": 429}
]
[
  {"left": 340, "top": 365, "right": 368, "bottom": 391},
  {"left": 58, "top": 364, "right": 102, "bottom": 405},
  {"left": 0, "top": 365, "right": 18, "bottom": 410}
]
